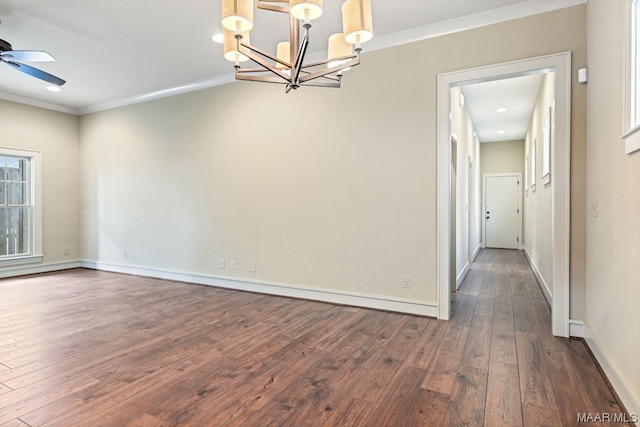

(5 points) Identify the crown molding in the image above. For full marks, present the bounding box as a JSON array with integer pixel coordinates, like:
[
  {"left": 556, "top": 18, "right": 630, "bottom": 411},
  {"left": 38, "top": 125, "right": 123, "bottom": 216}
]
[
  {"left": 78, "top": 73, "right": 237, "bottom": 115},
  {"left": 0, "top": 91, "right": 79, "bottom": 115},
  {"left": 366, "top": 0, "right": 587, "bottom": 53}
]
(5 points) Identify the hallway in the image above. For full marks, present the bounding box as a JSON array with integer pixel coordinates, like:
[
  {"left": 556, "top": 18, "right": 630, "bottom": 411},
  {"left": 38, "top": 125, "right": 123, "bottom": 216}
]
[{"left": 452, "top": 248, "right": 628, "bottom": 426}]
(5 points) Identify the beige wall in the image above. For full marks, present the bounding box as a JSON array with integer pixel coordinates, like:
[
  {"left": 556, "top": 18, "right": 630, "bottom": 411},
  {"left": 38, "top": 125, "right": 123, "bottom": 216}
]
[
  {"left": 523, "top": 73, "right": 554, "bottom": 298},
  {"left": 0, "top": 100, "right": 81, "bottom": 265},
  {"left": 80, "top": 79, "right": 437, "bottom": 304},
  {"left": 586, "top": 0, "right": 640, "bottom": 411},
  {"left": 481, "top": 140, "right": 524, "bottom": 175},
  {"left": 450, "top": 87, "right": 481, "bottom": 285},
  {"left": 79, "top": 6, "right": 587, "bottom": 313}
]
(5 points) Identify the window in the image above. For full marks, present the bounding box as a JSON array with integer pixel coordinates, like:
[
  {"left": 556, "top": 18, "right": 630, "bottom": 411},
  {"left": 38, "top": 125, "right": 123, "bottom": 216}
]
[
  {"left": 0, "top": 148, "right": 42, "bottom": 266},
  {"left": 623, "top": 0, "right": 640, "bottom": 154}
]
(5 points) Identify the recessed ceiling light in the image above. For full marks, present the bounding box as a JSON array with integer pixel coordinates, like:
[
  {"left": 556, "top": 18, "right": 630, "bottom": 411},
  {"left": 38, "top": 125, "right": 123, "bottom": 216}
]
[
  {"left": 496, "top": 107, "right": 507, "bottom": 113},
  {"left": 46, "top": 86, "right": 61, "bottom": 92},
  {"left": 497, "top": 130, "right": 506, "bottom": 135},
  {"left": 212, "top": 33, "right": 224, "bottom": 44}
]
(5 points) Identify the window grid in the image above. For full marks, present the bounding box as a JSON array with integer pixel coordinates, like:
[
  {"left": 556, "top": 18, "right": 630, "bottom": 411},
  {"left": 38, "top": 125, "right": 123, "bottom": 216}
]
[{"left": 0, "top": 155, "right": 32, "bottom": 258}]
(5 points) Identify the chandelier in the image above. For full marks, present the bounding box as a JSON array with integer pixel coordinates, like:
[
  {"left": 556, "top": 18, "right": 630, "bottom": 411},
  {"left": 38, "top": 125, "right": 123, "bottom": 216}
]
[{"left": 220, "top": 0, "right": 373, "bottom": 92}]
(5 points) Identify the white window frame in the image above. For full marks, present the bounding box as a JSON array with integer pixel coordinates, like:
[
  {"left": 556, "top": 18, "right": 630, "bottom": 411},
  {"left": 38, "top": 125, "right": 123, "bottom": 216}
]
[
  {"left": 0, "top": 147, "right": 42, "bottom": 266},
  {"left": 622, "top": 0, "right": 640, "bottom": 154}
]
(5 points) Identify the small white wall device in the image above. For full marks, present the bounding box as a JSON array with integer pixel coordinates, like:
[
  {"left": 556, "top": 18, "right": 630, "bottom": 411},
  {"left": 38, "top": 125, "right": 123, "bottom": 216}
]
[{"left": 578, "top": 67, "right": 589, "bottom": 84}]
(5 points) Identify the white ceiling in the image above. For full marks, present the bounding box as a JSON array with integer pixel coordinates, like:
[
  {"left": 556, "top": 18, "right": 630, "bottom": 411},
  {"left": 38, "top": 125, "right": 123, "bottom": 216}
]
[
  {"left": 0, "top": 0, "right": 581, "bottom": 115},
  {"left": 461, "top": 73, "right": 545, "bottom": 143}
]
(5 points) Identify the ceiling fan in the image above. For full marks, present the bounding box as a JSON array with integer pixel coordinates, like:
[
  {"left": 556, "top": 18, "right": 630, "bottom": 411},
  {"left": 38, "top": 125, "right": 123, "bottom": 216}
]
[{"left": 0, "top": 37, "right": 66, "bottom": 86}]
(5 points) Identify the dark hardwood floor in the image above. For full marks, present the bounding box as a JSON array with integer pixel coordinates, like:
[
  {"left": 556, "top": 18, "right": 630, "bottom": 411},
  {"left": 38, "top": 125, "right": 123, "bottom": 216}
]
[{"left": 0, "top": 249, "right": 631, "bottom": 426}]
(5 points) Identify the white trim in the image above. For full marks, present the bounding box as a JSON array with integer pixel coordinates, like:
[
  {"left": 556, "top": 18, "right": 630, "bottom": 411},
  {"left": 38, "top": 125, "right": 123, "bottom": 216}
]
[
  {"left": 366, "top": 0, "right": 586, "bottom": 55},
  {"left": 437, "top": 52, "right": 571, "bottom": 337},
  {"left": 0, "top": 261, "right": 81, "bottom": 279},
  {"left": 583, "top": 322, "right": 640, "bottom": 420},
  {"left": 620, "top": 122, "right": 640, "bottom": 139},
  {"left": 472, "top": 244, "right": 482, "bottom": 261},
  {"left": 624, "top": 129, "right": 640, "bottom": 154},
  {"left": 0, "top": 255, "right": 43, "bottom": 267},
  {"left": 622, "top": 0, "right": 640, "bottom": 155},
  {"left": 523, "top": 245, "right": 552, "bottom": 305},
  {"left": 569, "top": 319, "right": 584, "bottom": 338},
  {"left": 80, "top": 260, "right": 439, "bottom": 318},
  {"left": 456, "top": 261, "right": 470, "bottom": 290},
  {"left": 0, "top": 92, "right": 80, "bottom": 115},
  {"left": 78, "top": 74, "right": 237, "bottom": 115}
]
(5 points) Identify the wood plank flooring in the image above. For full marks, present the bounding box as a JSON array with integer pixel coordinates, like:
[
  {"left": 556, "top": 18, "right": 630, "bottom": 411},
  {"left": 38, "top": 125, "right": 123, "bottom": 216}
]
[{"left": 0, "top": 249, "right": 631, "bottom": 426}]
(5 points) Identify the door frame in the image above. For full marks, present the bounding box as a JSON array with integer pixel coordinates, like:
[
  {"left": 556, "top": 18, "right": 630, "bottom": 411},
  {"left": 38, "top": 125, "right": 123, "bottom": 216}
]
[
  {"left": 482, "top": 173, "right": 522, "bottom": 250},
  {"left": 436, "top": 52, "right": 571, "bottom": 337}
]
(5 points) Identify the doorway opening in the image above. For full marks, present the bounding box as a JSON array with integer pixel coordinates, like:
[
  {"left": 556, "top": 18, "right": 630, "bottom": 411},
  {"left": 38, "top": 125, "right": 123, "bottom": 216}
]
[{"left": 437, "top": 53, "right": 571, "bottom": 337}]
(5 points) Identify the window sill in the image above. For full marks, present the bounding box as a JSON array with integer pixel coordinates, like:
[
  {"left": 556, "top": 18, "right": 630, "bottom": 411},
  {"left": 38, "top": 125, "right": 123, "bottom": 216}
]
[
  {"left": 0, "top": 255, "right": 44, "bottom": 267},
  {"left": 621, "top": 125, "right": 640, "bottom": 154}
]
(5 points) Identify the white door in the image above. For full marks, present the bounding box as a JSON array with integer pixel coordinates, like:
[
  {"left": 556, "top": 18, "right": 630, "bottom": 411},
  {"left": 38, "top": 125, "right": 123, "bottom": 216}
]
[{"left": 484, "top": 174, "right": 520, "bottom": 249}]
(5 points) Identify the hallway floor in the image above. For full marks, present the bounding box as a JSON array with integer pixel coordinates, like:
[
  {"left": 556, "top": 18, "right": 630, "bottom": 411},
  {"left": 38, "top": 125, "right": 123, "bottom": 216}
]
[{"left": 450, "top": 248, "right": 629, "bottom": 426}]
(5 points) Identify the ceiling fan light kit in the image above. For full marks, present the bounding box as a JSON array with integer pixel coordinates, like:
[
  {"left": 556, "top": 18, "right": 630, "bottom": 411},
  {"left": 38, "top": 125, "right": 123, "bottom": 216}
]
[
  {"left": 0, "top": 37, "right": 66, "bottom": 87},
  {"left": 220, "top": 0, "right": 373, "bottom": 92}
]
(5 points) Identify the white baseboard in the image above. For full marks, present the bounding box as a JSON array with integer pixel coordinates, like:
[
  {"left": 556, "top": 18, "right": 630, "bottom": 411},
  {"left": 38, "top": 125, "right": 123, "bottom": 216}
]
[
  {"left": 0, "top": 260, "right": 82, "bottom": 279},
  {"left": 80, "top": 260, "right": 439, "bottom": 318},
  {"left": 456, "top": 261, "right": 470, "bottom": 290},
  {"left": 583, "top": 322, "right": 640, "bottom": 423},
  {"left": 523, "top": 246, "right": 552, "bottom": 304},
  {"left": 569, "top": 319, "right": 584, "bottom": 338},
  {"left": 472, "top": 245, "right": 481, "bottom": 261}
]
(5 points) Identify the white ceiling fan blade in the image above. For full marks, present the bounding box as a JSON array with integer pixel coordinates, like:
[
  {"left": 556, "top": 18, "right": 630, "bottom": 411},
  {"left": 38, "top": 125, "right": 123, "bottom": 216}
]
[
  {"left": 0, "top": 50, "right": 55, "bottom": 62},
  {"left": 5, "top": 60, "right": 66, "bottom": 86}
]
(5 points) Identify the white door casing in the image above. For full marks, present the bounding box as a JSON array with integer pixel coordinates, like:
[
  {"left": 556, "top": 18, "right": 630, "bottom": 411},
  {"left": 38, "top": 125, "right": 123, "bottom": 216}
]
[{"left": 437, "top": 52, "right": 571, "bottom": 338}]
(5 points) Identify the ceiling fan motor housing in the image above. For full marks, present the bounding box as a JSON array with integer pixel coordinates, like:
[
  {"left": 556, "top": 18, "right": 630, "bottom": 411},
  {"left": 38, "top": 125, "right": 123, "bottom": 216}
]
[{"left": 0, "top": 39, "right": 12, "bottom": 52}]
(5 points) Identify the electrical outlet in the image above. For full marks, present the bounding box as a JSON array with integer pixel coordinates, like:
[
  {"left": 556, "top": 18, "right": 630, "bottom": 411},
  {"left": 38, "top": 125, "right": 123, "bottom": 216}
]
[
  {"left": 249, "top": 261, "right": 256, "bottom": 273},
  {"left": 592, "top": 200, "right": 599, "bottom": 217},
  {"left": 63, "top": 247, "right": 69, "bottom": 256},
  {"left": 403, "top": 275, "right": 412, "bottom": 289},
  {"left": 123, "top": 249, "right": 127, "bottom": 259},
  {"left": 231, "top": 259, "right": 237, "bottom": 270},
  {"left": 219, "top": 258, "right": 225, "bottom": 269}
]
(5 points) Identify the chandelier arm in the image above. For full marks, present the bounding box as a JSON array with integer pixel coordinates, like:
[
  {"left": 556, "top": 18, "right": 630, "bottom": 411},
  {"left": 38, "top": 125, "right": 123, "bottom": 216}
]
[
  {"left": 256, "top": 1, "right": 289, "bottom": 13},
  {"left": 238, "top": 67, "right": 315, "bottom": 78},
  {"left": 240, "top": 42, "right": 285, "bottom": 66},
  {"left": 300, "top": 80, "right": 342, "bottom": 88},
  {"left": 299, "top": 56, "right": 361, "bottom": 83},
  {"left": 256, "top": 0, "right": 290, "bottom": 13},
  {"left": 289, "top": 15, "right": 299, "bottom": 72},
  {"left": 236, "top": 73, "right": 290, "bottom": 85},
  {"left": 236, "top": 67, "right": 280, "bottom": 73},
  {"left": 240, "top": 43, "right": 292, "bottom": 81},
  {"left": 291, "top": 31, "right": 309, "bottom": 87},
  {"left": 298, "top": 53, "right": 359, "bottom": 70}
]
